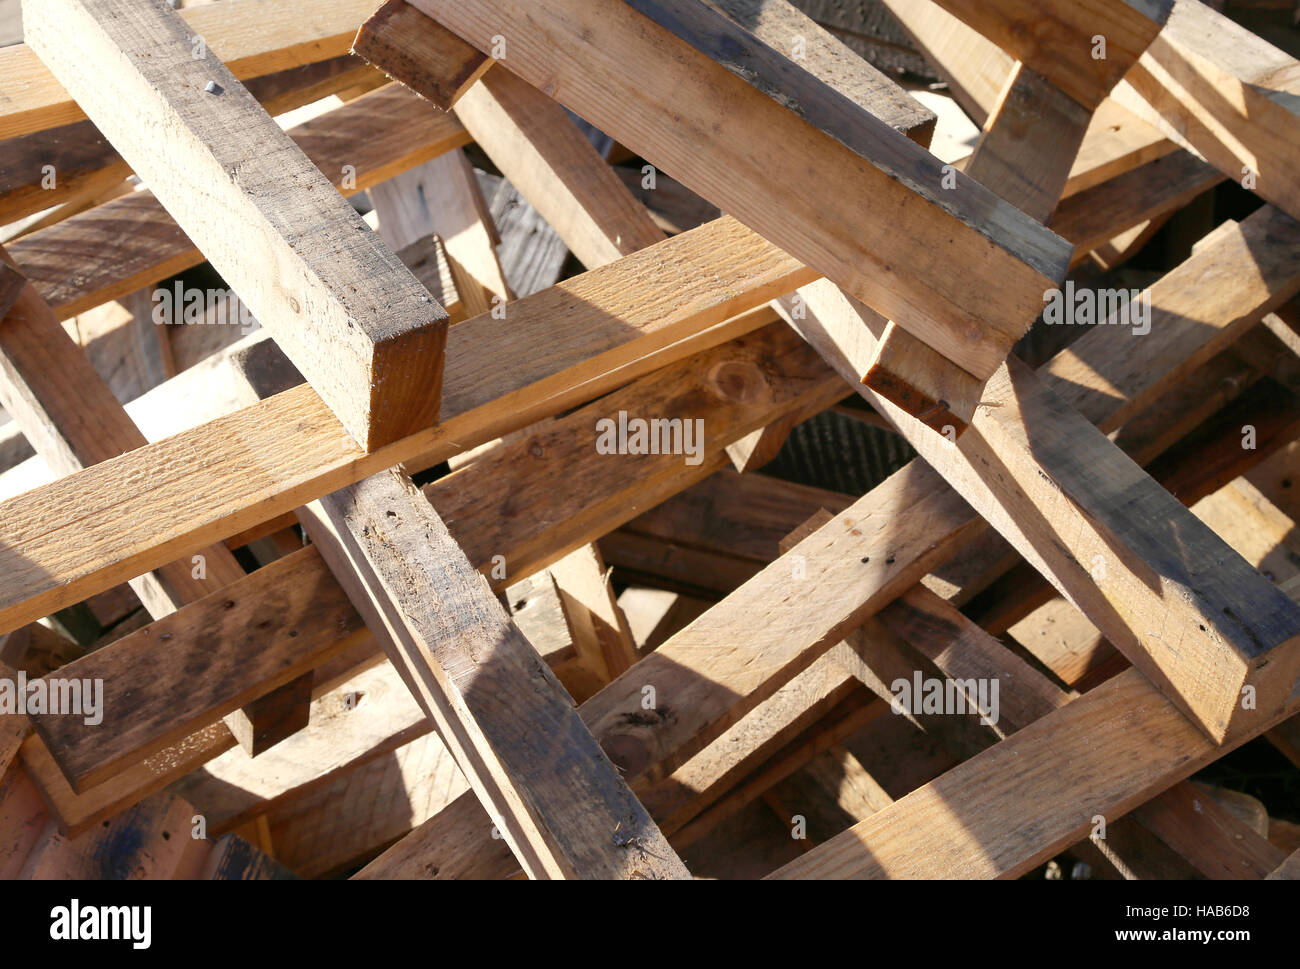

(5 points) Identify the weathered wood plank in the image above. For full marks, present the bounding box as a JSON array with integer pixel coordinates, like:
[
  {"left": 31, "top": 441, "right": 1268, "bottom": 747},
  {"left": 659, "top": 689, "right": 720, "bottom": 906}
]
[
  {"left": 25, "top": 0, "right": 450, "bottom": 449},
  {"left": 416, "top": 0, "right": 1071, "bottom": 380}
]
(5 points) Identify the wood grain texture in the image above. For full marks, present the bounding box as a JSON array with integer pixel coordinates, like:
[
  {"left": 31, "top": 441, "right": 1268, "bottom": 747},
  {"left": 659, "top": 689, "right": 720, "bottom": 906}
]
[
  {"left": 928, "top": 0, "right": 1169, "bottom": 109},
  {"left": 0, "top": 217, "right": 812, "bottom": 634},
  {"left": 10, "top": 83, "right": 471, "bottom": 321},
  {"left": 415, "top": 0, "right": 1071, "bottom": 380},
  {"left": 2, "top": 0, "right": 378, "bottom": 137},
  {"left": 768, "top": 666, "right": 1298, "bottom": 879},
  {"left": 711, "top": 0, "right": 934, "bottom": 140},
  {"left": 294, "top": 465, "right": 689, "bottom": 880},
  {"left": 454, "top": 67, "right": 667, "bottom": 269},
  {"left": 25, "top": 0, "right": 449, "bottom": 449},
  {"left": 28, "top": 545, "right": 364, "bottom": 791},
  {"left": 352, "top": 0, "right": 491, "bottom": 110},
  {"left": 1113, "top": 0, "right": 1300, "bottom": 222}
]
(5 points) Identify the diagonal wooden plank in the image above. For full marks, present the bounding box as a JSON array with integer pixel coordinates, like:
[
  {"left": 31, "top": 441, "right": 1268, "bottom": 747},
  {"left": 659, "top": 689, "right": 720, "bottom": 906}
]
[
  {"left": 415, "top": 0, "right": 1070, "bottom": 381},
  {"left": 25, "top": 0, "right": 449, "bottom": 449}
]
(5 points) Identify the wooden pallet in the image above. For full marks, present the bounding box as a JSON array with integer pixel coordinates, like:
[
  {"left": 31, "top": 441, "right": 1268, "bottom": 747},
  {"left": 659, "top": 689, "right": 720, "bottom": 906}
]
[{"left": 0, "top": 0, "right": 1298, "bottom": 880}]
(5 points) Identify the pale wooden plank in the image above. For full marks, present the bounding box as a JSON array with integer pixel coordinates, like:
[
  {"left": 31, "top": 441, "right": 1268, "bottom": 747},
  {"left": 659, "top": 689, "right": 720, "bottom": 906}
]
[
  {"left": 1, "top": 0, "right": 379, "bottom": 138},
  {"left": 25, "top": 0, "right": 450, "bottom": 449},
  {"left": 415, "top": 0, "right": 1071, "bottom": 380}
]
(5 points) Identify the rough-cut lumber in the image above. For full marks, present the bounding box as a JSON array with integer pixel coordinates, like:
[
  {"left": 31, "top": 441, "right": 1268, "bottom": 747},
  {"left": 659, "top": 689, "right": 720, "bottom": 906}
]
[
  {"left": 0, "top": 54, "right": 385, "bottom": 228},
  {"left": 352, "top": 0, "right": 491, "bottom": 110},
  {"left": 27, "top": 546, "right": 365, "bottom": 792},
  {"left": 369, "top": 151, "right": 511, "bottom": 304},
  {"left": 799, "top": 283, "right": 1300, "bottom": 743},
  {"left": 0, "top": 253, "right": 322, "bottom": 755},
  {"left": 453, "top": 67, "right": 667, "bottom": 269},
  {"left": 1113, "top": 0, "right": 1300, "bottom": 222},
  {"left": 2, "top": 0, "right": 379, "bottom": 138},
  {"left": 0, "top": 217, "right": 813, "bottom": 634},
  {"left": 10, "top": 83, "right": 470, "bottom": 321},
  {"left": 689, "top": 0, "right": 937, "bottom": 142},
  {"left": 25, "top": 0, "right": 450, "bottom": 450},
  {"left": 768, "top": 661, "right": 1300, "bottom": 879},
  {"left": 860, "top": 64, "right": 1090, "bottom": 433},
  {"left": 275, "top": 452, "right": 689, "bottom": 879},
  {"left": 415, "top": 0, "right": 1071, "bottom": 380},
  {"left": 927, "top": 0, "right": 1169, "bottom": 110}
]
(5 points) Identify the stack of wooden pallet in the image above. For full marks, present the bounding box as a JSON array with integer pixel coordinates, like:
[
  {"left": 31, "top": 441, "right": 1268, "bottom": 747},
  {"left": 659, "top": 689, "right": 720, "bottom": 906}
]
[{"left": 0, "top": 0, "right": 1298, "bottom": 881}]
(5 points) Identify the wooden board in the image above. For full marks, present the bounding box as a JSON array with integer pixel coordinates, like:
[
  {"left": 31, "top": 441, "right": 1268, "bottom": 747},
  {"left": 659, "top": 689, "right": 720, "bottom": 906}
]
[
  {"left": 414, "top": 0, "right": 1072, "bottom": 380},
  {"left": 0, "top": 217, "right": 812, "bottom": 634},
  {"left": 25, "top": 0, "right": 450, "bottom": 449},
  {"left": 1, "top": 0, "right": 379, "bottom": 137},
  {"left": 352, "top": 0, "right": 491, "bottom": 110}
]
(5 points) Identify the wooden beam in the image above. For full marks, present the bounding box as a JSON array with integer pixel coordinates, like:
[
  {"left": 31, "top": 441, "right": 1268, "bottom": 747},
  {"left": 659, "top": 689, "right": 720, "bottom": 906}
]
[
  {"left": 25, "top": 0, "right": 450, "bottom": 449},
  {"left": 1113, "top": 0, "right": 1300, "bottom": 222},
  {"left": 10, "top": 83, "right": 470, "bottom": 322},
  {"left": 859, "top": 64, "right": 1091, "bottom": 433},
  {"left": 251, "top": 406, "right": 688, "bottom": 878},
  {"left": 452, "top": 67, "right": 667, "bottom": 268},
  {"left": 352, "top": 0, "right": 491, "bottom": 110},
  {"left": 26, "top": 546, "right": 365, "bottom": 792},
  {"left": 0, "top": 254, "right": 314, "bottom": 757},
  {"left": 767, "top": 663, "right": 1300, "bottom": 879},
  {"left": 0, "top": 54, "right": 387, "bottom": 228},
  {"left": 1, "top": 0, "right": 380, "bottom": 138},
  {"left": 799, "top": 282, "right": 1300, "bottom": 743},
  {"left": 926, "top": 0, "right": 1168, "bottom": 110},
  {"left": 415, "top": 0, "right": 1071, "bottom": 380},
  {"left": 0, "top": 216, "right": 812, "bottom": 634}
]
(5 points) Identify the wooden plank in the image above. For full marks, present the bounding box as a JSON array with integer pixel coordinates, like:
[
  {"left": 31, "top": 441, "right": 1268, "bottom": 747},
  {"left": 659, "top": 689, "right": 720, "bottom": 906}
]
[
  {"left": 0, "top": 217, "right": 811, "bottom": 634},
  {"left": 707, "top": 0, "right": 936, "bottom": 142},
  {"left": 813, "top": 293, "right": 1300, "bottom": 742},
  {"left": 369, "top": 150, "right": 511, "bottom": 303},
  {"left": 1113, "top": 0, "right": 1300, "bottom": 221},
  {"left": 357, "top": 237, "right": 1298, "bottom": 877},
  {"left": 278, "top": 458, "right": 689, "bottom": 880},
  {"left": 453, "top": 67, "right": 667, "bottom": 269},
  {"left": 860, "top": 64, "right": 1090, "bottom": 433},
  {"left": 10, "top": 83, "right": 470, "bottom": 323},
  {"left": 23, "top": 791, "right": 207, "bottom": 880},
  {"left": 0, "top": 254, "right": 322, "bottom": 756},
  {"left": 768, "top": 661, "right": 1300, "bottom": 879},
  {"left": 25, "top": 0, "right": 450, "bottom": 450},
  {"left": 548, "top": 544, "right": 639, "bottom": 683},
  {"left": 0, "top": 54, "right": 386, "bottom": 228},
  {"left": 28, "top": 546, "right": 364, "bottom": 792},
  {"left": 201, "top": 833, "right": 298, "bottom": 880},
  {"left": 416, "top": 0, "right": 1071, "bottom": 380},
  {"left": 1052, "top": 150, "right": 1224, "bottom": 263},
  {"left": 352, "top": 0, "right": 491, "bottom": 110},
  {"left": 1, "top": 0, "right": 379, "bottom": 138},
  {"left": 926, "top": 0, "right": 1169, "bottom": 110}
]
